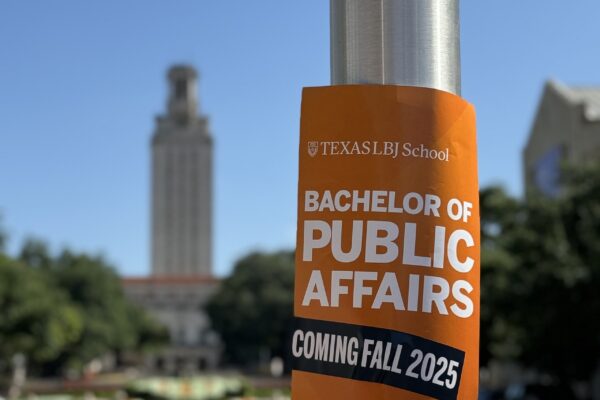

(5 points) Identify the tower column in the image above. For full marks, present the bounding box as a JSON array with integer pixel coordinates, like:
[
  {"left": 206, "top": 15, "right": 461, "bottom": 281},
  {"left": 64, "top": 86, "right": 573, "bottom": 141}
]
[{"left": 151, "top": 65, "right": 213, "bottom": 277}]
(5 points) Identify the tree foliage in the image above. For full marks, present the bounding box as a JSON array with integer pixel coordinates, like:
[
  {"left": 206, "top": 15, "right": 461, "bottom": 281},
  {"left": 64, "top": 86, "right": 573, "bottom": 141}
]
[
  {"left": 43, "top": 250, "right": 167, "bottom": 372},
  {"left": 0, "top": 235, "right": 168, "bottom": 376},
  {"left": 481, "top": 163, "right": 600, "bottom": 381},
  {"left": 0, "top": 255, "right": 82, "bottom": 369},
  {"left": 206, "top": 251, "right": 294, "bottom": 366},
  {"left": 0, "top": 215, "right": 6, "bottom": 254}
]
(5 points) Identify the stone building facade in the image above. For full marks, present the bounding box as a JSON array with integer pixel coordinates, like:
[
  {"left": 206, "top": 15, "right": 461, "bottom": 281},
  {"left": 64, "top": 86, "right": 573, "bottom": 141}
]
[
  {"left": 523, "top": 80, "right": 600, "bottom": 196},
  {"left": 122, "top": 276, "right": 220, "bottom": 373}
]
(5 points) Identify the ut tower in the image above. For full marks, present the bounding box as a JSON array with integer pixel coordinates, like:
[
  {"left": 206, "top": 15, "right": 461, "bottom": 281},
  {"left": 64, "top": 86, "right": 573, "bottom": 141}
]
[{"left": 151, "top": 65, "right": 212, "bottom": 276}]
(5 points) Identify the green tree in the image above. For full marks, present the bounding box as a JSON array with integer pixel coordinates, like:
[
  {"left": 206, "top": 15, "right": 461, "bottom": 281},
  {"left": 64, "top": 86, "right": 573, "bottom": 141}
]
[
  {"left": 46, "top": 250, "right": 148, "bottom": 371},
  {"left": 0, "top": 228, "right": 167, "bottom": 375},
  {"left": 19, "top": 237, "right": 52, "bottom": 269},
  {"left": 0, "top": 255, "right": 83, "bottom": 372},
  {"left": 0, "top": 215, "right": 6, "bottom": 254},
  {"left": 480, "top": 163, "right": 600, "bottom": 383},
  {"left": 207, "top": 251, "right": 295, "bottom": 366},
  {"left": 126, "top": 303, "right": 170, "bottom": 352},
  {"left": 479, "top": 186, "right": 523, "bottom": 366}
]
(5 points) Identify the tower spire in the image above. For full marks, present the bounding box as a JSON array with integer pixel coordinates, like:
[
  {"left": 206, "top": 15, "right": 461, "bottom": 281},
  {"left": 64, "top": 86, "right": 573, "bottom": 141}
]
[{"left": 167, "top": 65, "right": 199, "bottom": 123}]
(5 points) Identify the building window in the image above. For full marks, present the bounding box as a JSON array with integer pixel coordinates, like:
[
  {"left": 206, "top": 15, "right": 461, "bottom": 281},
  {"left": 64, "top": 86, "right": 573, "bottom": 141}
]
[
  {"left": 175, "top": 79, "right": 187, "bottom": 99},
  {"left": 177, "top": 327, "right": 186, "bottom": 345}
]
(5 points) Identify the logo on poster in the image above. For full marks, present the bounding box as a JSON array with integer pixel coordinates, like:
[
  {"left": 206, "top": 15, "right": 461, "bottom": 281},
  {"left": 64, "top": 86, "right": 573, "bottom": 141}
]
[{"left": 308, "top": 141, "right": 319, "bottom": 157}]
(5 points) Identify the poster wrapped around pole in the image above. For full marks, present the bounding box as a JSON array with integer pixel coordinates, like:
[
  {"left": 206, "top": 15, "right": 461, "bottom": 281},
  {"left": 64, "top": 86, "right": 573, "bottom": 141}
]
[{"left": 292, "top": 85, "right": 479, "bottom": 399}]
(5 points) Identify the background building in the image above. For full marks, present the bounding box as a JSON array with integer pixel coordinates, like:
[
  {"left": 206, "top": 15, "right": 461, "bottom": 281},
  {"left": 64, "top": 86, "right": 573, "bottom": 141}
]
[
  {"left": 523, "top": 80, "right": 600, "bottom": 196},
  {"left": 122, "top": 65, "right": 220, "bottom": 374}
]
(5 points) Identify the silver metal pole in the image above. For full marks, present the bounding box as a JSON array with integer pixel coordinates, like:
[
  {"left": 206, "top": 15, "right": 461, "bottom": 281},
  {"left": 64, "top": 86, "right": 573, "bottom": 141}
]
[{"left": 330, "top": 0, "right": 461, "bottom": 95}]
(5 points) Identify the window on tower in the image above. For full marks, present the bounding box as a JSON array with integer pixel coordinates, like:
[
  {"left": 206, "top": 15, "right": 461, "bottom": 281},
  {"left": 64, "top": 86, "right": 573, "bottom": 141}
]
[{"left": 175, "top": 79, "right": 187, "bottom": 99}]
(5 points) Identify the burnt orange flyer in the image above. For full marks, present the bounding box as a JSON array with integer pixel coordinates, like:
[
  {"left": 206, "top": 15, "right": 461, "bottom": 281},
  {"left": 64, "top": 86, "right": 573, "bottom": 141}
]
[{"left": 292, "top": 85, "right": 479, "bottom": 400}]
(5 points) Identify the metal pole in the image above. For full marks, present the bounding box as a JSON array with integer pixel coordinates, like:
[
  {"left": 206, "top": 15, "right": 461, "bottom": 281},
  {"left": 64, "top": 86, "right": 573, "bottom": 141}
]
[{"left": 330, "top": 0, "right": 461, "bottom": 95}]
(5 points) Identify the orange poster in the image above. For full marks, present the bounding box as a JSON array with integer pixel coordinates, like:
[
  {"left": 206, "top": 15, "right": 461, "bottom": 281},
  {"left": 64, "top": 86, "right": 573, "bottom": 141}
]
[{"left": 292, "top": 85, "right": 479, "bottom": 400}]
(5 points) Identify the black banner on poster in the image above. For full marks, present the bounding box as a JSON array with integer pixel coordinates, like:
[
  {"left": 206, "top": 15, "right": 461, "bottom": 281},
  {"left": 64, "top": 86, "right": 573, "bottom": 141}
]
[{"left": 292, "top": 317, "right": 465, "bottom": 400}]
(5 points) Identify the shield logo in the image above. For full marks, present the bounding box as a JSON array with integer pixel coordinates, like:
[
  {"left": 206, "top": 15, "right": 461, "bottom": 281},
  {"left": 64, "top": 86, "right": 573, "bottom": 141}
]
[{"left": 308, "top": 141, "right": 319, "bottom": 157}]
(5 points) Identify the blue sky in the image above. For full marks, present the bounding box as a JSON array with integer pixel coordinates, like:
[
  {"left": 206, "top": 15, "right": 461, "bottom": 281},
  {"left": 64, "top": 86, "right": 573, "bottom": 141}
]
[{"left": 1, "top": 1, "right": 600, "bottom": 277}]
